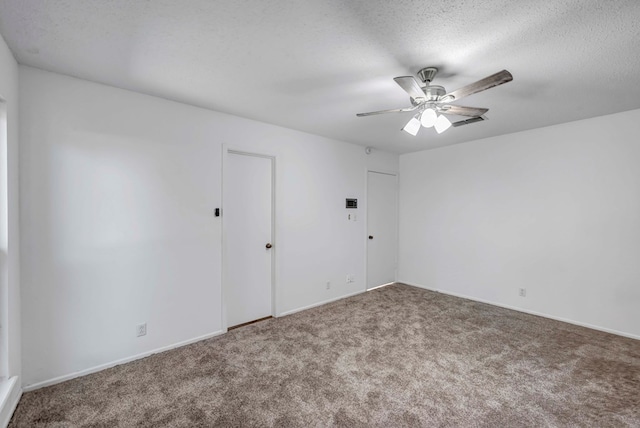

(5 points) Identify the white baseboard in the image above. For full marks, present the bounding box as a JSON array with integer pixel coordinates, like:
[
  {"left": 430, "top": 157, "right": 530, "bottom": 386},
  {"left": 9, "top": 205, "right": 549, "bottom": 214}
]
[
  {"left": 367, "top": 282, "right": 394, "bottom": 291},
  {"left": 279, "top": 289, "right": 366, "bottom": 317},
  {"left": 0, "top": 376, "right": 21, "bottom": 428},
  {"left": 399, "top": 280, "right": 438, "bottom": 292},
  {"left": 23, "top": 330, "right": 225, "bottom": 392},
  {"left": 399, "top": 280, "right": 640, "bottom": 341},
  {"left": 23, "top": 281, "right": 637, "bottom": 395},
  {"left": 24, "top": 288, "right": 375, "bottom": 392}
]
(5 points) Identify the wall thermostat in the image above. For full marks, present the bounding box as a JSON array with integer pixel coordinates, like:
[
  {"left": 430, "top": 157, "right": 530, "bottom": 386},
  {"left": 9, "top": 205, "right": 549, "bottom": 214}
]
[{"left": 346, "top": 198, "right": 357, "bottom": 209}]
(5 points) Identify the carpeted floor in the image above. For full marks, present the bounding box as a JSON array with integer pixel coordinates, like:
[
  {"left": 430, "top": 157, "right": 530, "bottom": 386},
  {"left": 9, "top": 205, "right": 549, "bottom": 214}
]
[{"left": 10, "top": 283, "right": 640, "bottom": 427}]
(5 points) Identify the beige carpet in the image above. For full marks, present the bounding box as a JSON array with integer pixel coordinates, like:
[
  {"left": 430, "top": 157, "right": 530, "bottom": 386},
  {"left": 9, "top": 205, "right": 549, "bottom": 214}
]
[{"left": 10, "top": 283, "right": 640, "bottom": 427}]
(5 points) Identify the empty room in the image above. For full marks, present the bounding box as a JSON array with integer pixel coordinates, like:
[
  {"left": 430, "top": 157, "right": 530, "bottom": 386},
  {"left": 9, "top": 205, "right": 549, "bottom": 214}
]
[{"left": 0, "top": 1, "right": 639, "bottom": 426}]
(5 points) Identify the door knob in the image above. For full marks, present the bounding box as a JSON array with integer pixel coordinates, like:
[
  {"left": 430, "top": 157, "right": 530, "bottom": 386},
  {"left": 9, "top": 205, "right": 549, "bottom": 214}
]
[
  {"left": 369, "top": 236, "right": 373, "bottom": 240},
  {"left": 266, "top": 243, "right": 272, "bottom": 249}
]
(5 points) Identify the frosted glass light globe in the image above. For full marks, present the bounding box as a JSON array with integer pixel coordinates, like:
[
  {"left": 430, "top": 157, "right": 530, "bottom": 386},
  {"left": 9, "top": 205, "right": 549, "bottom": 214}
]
[
  {"left": 402, "top": 116, "right": 421, "bottom": 136},
  {"left": 420, "top": 108, "right": 438, "bottom": 128},
  {"left": 434, "top": 114, "right": 452, "bottom": 134}
]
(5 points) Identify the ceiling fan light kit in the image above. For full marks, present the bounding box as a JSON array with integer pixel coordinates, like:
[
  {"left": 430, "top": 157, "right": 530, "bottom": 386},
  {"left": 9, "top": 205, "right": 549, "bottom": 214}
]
[{"left": 358, "top": 66, "right": 513, "bottom": 137}]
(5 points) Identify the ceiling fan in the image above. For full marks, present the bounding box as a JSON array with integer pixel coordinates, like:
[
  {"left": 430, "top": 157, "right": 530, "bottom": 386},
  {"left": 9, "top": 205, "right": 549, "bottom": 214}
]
[{"left": 356, "top": 67, "right": 513, "bottom": 135}]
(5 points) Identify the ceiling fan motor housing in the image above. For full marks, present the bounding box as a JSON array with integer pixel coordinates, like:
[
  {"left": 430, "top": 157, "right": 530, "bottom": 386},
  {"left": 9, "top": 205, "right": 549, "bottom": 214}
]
[
  {"left": 424, "top": 85, "right": 445, "bottom": 101},
  {"left": 411, "top": 85, "right": 445, "bottom": 105}
]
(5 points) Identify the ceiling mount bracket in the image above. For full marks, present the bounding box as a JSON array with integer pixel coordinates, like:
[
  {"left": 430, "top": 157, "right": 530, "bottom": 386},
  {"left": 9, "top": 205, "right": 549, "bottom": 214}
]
[{"left": 417, "top": 67, "right": 438, "bottom": 84}]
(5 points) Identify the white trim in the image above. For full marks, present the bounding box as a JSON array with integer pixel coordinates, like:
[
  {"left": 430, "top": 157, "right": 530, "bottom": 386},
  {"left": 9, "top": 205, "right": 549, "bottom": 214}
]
[
  {"left": 279, "top": 289, "right": 366, "bottom": 317},
  {"left": 366, "top": 168, "right": 398, "bottom": 177},
  {"left": 399, "top": 280, "right": 640, "bottom": 341},
  {"left": 0, "top": 99, "right": 9, "bottom": 383},
  {"left": 398, "top": 280, "right": 438, "bottom": 292},
  {"left": 23, "top": 330, "right": 225, "bottom": 392},
  {"left": 0, "top": 376, "right": 21, "bottom": 428},
  {"left": 367, "top": 282, "right": 394, "bottom": 291}
]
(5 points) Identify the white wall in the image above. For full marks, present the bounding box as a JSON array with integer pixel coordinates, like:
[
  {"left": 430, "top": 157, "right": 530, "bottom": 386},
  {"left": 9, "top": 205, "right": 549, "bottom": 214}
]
[
  {"left": 0, "top": 32, "right": 22, "bottom": 425},
  {"left": 399, "top": 109, "right": 640, "bottom": 338},
  {"left": 19, "top": 66, "right": 398, "bottom": 388}
]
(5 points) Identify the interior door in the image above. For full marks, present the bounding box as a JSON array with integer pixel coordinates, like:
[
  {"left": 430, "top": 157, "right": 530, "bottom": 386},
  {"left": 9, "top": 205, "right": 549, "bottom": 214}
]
[
  {"left": 367, "top": 171, "right": 398, "bottom": 289},
  {"left": 225, "top": 151, "right": 274, "bottom": 327}
]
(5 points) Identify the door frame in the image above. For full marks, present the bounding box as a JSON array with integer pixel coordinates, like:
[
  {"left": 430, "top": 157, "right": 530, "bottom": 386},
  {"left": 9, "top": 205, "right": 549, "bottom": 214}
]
[
  {"left": 365, "top": 169, "right": 399, "bottom": 290},
  {"left": 221, "top": 147, "right": 277, "bottom": 331}
]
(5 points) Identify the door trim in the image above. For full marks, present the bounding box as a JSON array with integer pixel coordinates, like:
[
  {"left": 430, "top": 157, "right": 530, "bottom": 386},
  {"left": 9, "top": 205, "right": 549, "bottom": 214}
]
[
  {"left": 365, "top": 169, "right": 399, "bottom": 291},
  {"left": 221, "top": 147, "right": 277, "bottom": 331}
]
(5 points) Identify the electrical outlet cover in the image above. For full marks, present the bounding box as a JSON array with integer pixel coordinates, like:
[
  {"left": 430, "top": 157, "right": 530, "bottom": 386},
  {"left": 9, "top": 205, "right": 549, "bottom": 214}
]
[{"left": 137, "top": 323, "right": 147, "bottom": 337}]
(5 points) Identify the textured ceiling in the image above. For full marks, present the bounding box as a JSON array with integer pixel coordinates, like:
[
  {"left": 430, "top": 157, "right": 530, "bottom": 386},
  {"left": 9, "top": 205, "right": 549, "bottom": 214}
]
[{"left": 1, "top": 0, "right": 640, "bottom": 153}]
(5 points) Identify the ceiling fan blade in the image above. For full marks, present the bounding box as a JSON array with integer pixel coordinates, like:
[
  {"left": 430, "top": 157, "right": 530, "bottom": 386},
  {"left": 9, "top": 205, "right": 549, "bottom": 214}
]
[
  {"left": 451, "top": 116, "right": 488, "bottom": 127},
  {"left": 393, "top": 76, "right": 426, "bottom": 101},
  {"left": 439, "top": 105, "right": 489, "bottom": 117},
  {"left": 441, "top": 70, "right": 513, "bottom": 102},
  {"left": 356, "top": 105, "right": 419, "bottom": 117}
]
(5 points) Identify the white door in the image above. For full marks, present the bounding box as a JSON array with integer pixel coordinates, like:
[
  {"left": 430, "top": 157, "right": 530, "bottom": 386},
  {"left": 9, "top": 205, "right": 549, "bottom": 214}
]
[
  {"left": 224, "top": 151, "right": 274, "bottom": 327},
  {"left": 367, "top": 171, "right": 398, "bottom": 289}
]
